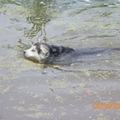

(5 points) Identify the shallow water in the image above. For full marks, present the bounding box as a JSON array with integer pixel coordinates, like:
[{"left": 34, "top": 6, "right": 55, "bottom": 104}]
[{"left": 0, "top": 0, "right": 120, "bottom": 120}]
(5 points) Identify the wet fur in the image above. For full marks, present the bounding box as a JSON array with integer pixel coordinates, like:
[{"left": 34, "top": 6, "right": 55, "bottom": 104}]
[{"left": 23, "top": 42, "right": 120, "bottom": 64}]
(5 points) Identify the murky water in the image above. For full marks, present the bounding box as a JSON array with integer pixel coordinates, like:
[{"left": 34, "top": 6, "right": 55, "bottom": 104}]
[{"left": 0, "top": 0, "right": 120, "bottom": 120}]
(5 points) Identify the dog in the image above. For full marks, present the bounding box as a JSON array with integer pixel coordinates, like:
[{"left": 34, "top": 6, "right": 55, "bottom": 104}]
[{"left": 23, "top": 41, "right": 120, "bottom": 65}]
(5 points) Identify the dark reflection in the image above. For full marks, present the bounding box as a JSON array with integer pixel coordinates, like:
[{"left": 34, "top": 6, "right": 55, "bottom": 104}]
[
  {"left": 0, "top": 0, "right": 55, "bottom": 40},
  {"left": 24, "top": 0, "right": 54, "bottom": 40}
]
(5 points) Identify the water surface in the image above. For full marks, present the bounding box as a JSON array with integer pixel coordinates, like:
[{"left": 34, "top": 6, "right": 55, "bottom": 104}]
[{"left": 0, "top": 0, "right": 120, "bottom": 119}]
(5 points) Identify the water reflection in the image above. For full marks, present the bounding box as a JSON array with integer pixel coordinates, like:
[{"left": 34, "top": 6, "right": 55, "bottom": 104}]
[
  {"left": 0, "top": 0, "right": 55, "bottom": 40},
  {"left": 25, "top": 0, "right": 54, "bottom": 40},
  {"left": 0, "top": 0, "right": 119, "bottom": 40}
]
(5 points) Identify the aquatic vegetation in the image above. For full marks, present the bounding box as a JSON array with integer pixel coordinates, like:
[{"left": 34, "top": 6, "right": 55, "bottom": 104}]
[
  {"left": 0, "top": 0, "right": 120, "bottom": 120},
  {"left": 0, "top": 5, "right": 32, "bottom": 18}
]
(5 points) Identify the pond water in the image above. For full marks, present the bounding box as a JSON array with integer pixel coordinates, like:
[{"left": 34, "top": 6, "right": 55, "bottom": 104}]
[{"left": 0, "top": 0, "right": 120, "bottom": 119}]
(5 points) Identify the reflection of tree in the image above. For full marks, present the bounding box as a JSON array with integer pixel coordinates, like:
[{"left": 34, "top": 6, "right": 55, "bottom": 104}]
[
  {"left": 0, "top": 0, "right": 55, "bottom": 40},
  {"left": 24, "top": 0, "right": 53, "bottom": 40}
]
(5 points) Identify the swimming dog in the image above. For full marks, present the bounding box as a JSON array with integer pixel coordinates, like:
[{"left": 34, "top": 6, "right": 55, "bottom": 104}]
[{"left": 23, "top": 41, "right": 120, "bottom": 64}]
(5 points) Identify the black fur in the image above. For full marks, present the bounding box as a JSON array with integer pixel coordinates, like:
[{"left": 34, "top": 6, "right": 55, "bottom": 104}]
[
  {"left": 34, "top": 43, "right": 41, "bottom": 54},
  {"left": 33, "top": 42, "right": 120, "bottom": 64},
  {"left": 50, "top": 45, "right": 75, "bottom": 57},
  {"left": 34, "top": 43, "right": 49, "bottom": 54}
]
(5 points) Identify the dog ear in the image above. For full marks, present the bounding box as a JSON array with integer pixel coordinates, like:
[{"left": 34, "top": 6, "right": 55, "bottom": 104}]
[{"left": 40, "top": 44, "right": 50, "bottom": 57}]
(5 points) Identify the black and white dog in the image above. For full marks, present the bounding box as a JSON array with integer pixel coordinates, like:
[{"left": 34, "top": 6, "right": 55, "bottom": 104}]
[{"left": 23, "top": 41, "right": 120, "bottom": 64}]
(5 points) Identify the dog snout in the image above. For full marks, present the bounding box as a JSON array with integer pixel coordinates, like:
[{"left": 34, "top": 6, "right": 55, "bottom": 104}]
[{"left": 23, "top": 51, "right": 26, "bottom": 54}]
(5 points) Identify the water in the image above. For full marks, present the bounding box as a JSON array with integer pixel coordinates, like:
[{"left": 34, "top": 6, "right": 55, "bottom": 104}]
[{"left": 0, "top": 0, "right": 120, "bottom": 119}]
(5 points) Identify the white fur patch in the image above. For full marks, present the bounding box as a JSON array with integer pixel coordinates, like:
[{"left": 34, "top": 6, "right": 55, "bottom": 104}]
[{"left": 24, "top": 43, "right": 50, "bottom": 62}]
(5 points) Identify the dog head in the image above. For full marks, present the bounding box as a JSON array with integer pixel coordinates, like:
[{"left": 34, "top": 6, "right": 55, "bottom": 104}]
[{"left": 23, "top": 42, "right": 50, "bottom": 62}]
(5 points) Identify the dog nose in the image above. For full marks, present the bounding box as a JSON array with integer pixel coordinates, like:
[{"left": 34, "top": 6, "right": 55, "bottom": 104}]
[{"left": 23, "top": 51, "right": 26, "bottom": 54}]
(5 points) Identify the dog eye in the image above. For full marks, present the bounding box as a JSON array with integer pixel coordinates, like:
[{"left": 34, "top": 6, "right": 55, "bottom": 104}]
[{"left": 32, "top": 49, "right": 35, "bottom": 52}]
